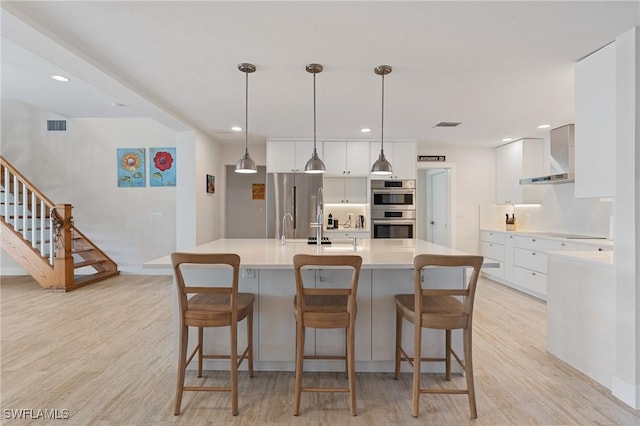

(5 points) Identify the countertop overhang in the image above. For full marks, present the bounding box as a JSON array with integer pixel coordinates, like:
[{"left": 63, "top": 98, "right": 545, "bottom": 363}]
[{"left": 144, "top": 238, "right": 496, "bottom": 270}]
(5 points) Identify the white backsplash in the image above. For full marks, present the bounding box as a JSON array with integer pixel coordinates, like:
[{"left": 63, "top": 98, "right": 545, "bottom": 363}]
[
  {"left": 480, "top": 183, "right": 613, "bottom": 238},
  {"left": 324, "top": 203, "right": 368, "bottom": 230}
]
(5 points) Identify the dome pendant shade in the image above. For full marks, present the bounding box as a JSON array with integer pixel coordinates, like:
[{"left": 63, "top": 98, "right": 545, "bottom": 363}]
[
  {"left": 304, "top": 148, "right": 326, "bottom": 173},
  {"left": 235, "top": 63, "right": 258, "bottom": 174},
  {"left": 304, "top": 63, "right": 326, "bottom": 174},
  {"left": 371, "top": 64, "right": 393, "bottom": 176},
  {"left": 371, "top": 150, "right": 393, "bottom": 175},
  {"left": 235, "top": 150, "right": 257, "bottom": 174}
]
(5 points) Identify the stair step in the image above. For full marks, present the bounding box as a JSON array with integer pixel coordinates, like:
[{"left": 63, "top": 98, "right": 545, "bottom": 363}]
[
  {"left": 74, "top": 259, "right": 106, "bottom": 269},
  {"left": 72, "top": 247, "right": 95, "bottom": 254},
  {"left": 70, "top": 271, "right": 120, "bottom": 290}
]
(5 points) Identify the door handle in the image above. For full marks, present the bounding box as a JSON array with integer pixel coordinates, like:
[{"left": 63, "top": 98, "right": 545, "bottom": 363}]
[{"left": 430, "top": 221, "right": 435, "bottom": 225}]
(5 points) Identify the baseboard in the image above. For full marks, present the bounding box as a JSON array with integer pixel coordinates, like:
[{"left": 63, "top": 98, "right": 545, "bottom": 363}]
[{"left": 612, "top": 375, "right": 640, "bottom": 410}]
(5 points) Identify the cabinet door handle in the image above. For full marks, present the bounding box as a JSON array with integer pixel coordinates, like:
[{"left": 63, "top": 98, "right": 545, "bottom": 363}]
[
  {"left": 532, "top": 272, "right": 536, "bottom": 276},
  {"left": 489, "top": 243, "right": 493, "bottom": 247},
  {"left": 532, "top": 252, "right": 536, "bottom": 256},
  {"left": 347, "top": 171, "right": 351, "bottom": 175},
  {"left": 532, "top": 239, "right": 536, "bottom": 242},
  {"left": 598, "top": 248, "right": 603, "bottom": 251}
]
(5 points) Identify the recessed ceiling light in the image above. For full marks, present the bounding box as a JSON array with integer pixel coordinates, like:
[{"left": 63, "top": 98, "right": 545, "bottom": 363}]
[
  {"left": 231, "top": 126, "right": 242, "bottom": 132},
  {"left": 360, "top": 128, "right": 371, "bottom": 133},
  {"left": 537, "top": 124, "right": 551, "bottom": 129},
  {"left": 51, "top": 74, "right": 70, "bottom": 82},
  {"left": 502, "top": 138, "right": 513, "bottom": 142},
  {"left": 110, "top": 102, "right": 128, "bottom": 107}
]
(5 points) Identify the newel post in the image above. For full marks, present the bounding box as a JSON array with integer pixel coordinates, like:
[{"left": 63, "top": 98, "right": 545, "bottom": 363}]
[{"left": 53, "top": 204, "right": 74, "bottom": 290}]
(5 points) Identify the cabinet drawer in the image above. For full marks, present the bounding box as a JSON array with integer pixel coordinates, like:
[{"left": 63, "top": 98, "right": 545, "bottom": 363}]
[
  {"left": 480, "top": 230, "right": 505, "bottom": 245},
  {"left": 513, "top": 236, "right": 562, "bottom": 252},
  {"left": 513, "top": 266, "right": 547, "bottom": 297},
  {"left": 513, "top": 248, "right": 547, "bottom": 273},
  {"left": 559, "top": 241, "right": 578, "bottom": 251},
  {"left": 578, "top": 243, "right": 612, "bottom": 252},
  {"left": 481, "top": 241, "right": 505, "bottom": 262},
  {"left": 482, "top": 260, "right": 504, "bottom": 279}
]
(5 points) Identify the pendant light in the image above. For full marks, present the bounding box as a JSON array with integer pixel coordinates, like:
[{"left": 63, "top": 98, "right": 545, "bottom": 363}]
[
  {"left": 304, "top": 63, "right": 326, "bottom": 174},
  {"left": 235, "top": 63, "right": 258, "bottom": 174},
  {"left": 370, "top": 65, "right": 393, "bottom": 175}
]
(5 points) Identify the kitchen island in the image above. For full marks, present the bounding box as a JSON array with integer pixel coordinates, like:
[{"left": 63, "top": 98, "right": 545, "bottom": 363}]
[{"left": 144, "top": 238, "right": 489, "bottom": 372}]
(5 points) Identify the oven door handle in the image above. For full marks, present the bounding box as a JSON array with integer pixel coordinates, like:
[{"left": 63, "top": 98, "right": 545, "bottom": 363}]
[
  {"left": 371, "top": 189, "right": 415, "bottom": 195},
  {"left": 372, "top": 219, "right": 416, "bottom": 225}
]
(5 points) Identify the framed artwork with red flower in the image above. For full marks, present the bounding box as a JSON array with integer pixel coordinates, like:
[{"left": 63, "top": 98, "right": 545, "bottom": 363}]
[
  {"left": 117, "top": 148, "right": 146, "bottom": 187},
  {"left": 149, "top": 148, "right": 176, "bottom": 187}
]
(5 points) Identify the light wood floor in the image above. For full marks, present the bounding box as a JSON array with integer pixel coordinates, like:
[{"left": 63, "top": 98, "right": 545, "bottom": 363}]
[{"left": 1, "top": 274, "right": 638, "bottom": 425}]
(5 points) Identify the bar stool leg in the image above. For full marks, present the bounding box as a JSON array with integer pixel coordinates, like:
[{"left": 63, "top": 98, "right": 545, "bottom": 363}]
[
  {"left": 231, "top": 320, "right": 239, "bottom": 416},
  {"left": 294, "top": 322, "right": 305, "bottom": 416},
  {"left": 174, "top": 324, "right": 188, "bottom": 415},
  {"left": 394, "top": 308, "right": 402, "bottom": 379},
  {"left": 347, "top": 323, "right": 357, "bottom": 416},
  {"left": 412, "top": 318, "right": 421, "bottom": 418},
  {"left": 464, "top": 327, "right": 477, "bottom": 418},
  {"left": 445, "top": 329, "right": 452, "bottom": 381},
  {"left": 197, "top": 327, "right": 203, "bottom": 378},
  {"left": 247, "top": 308, "right": 255, "bottom": 378}
]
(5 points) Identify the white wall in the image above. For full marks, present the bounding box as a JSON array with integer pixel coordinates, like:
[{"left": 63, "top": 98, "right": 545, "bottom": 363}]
[
  {"left": 416, "top": 145, "right": 496, "bottom": 254},
  {"left": 1, "top": 100, "right": 177, "bottom": 274}
]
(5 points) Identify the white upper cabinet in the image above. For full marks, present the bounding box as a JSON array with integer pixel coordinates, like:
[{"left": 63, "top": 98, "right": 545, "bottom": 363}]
[
  {"left": 267, "top": 140, "right": 317, "bottom": 173},
  {"left": 495, "top": 139, "right": 544, "bottom": 204},
  {"left": 574, "top": 42, "right": 616, "bottom": 198},
  {"left": 323, "top": 176, "right": 368, "bottom": 204},
  {"left": 322, "top": 141, "right": 370, "bottom": 175},
  {"left": 369, "top": 140, "right": 416, "bottom": 180}
]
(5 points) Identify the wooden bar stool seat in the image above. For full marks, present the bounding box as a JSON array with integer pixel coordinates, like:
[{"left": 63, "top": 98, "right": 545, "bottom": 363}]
[
  {"left": 394, "top": 254, "right": 483, "bottom": 418},
  {"left": 292, "top": 254, "right": 363, "bottom": 416},
  {"left": 171, "top": 252, "right": 255, "bottom": 416}
]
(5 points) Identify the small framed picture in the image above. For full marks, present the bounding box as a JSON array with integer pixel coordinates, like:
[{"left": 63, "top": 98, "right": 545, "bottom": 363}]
[{"left": 206, "top": 174, "right": 215, "bottom": 194}]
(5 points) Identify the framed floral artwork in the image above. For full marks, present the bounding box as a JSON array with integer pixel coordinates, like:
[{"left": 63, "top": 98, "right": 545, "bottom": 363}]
[
  {"left": 206, "top": 174, "right": 215, "bottom": 194},
  {"left": 149, "top": 147, "right": 176, "bottom": 187},
  {"left": 117, "top": 148, "right": 146, "bottom": 187}
]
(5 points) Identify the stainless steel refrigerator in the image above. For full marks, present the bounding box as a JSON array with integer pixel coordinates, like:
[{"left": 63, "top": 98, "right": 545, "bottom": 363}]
[{"left": 266, "top": 172, "right": 323, "bottom": 239}]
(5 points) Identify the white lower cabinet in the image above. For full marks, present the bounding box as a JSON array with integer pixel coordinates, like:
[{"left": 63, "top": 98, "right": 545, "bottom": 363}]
[
  {"left": 513, "top": 265, "right": 548, "bottom": 297},
  {"left": 258, "top": 269, "right": 371, "bottom": 362},
  {"left": 479, "top": 231, "right": 505, "bottom": 280},
  {"left": 479, "top": 230, "right": 603, "bottom": 300}
]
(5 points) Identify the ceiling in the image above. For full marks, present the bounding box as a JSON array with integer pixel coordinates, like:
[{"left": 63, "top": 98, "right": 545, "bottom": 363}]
[{"left": 1, "top": 1, "right": 639, "bottom": 149}]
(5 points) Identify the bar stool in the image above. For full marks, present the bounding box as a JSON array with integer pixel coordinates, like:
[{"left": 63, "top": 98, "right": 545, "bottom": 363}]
[
  {"left": 394, "top": 254, "right": 483, "bottom": 418},
  {"left": 292, "top": 254, "right": 363, "bottom": 416},
  {"left": 171, "top": 252, "right": 255, "bottom": 416}
]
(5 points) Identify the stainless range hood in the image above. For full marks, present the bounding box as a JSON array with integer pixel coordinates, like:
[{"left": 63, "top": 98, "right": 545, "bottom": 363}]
[{"left": 520, "top": 124, "right": 575, "bottom": 185}]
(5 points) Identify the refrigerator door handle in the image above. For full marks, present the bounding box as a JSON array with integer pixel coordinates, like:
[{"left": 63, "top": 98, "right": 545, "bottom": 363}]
[{"left": 293, "top": 185, "right": 297, "bottom": 230}]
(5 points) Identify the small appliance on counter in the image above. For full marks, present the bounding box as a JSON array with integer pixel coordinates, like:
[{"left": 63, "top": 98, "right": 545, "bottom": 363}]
[
  {"left": 506, "top": 214, "right": 516, "bottom": 231},
  {"left": 356, "top": 215, "right": 365, "bottom": 229}
]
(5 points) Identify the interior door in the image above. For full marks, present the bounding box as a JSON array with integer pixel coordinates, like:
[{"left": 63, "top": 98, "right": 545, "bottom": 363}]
[{"left": 430, "top": 170, "right": 448, "bottom": 246}]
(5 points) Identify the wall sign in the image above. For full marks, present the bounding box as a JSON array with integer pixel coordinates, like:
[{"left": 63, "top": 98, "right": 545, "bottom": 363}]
[{"left": 417, "top": 155, "right": 446, "bottom": 162}]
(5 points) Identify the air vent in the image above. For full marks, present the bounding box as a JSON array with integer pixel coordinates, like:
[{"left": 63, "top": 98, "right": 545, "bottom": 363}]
[
  {"left": 434, "top": 121, "right": 462, "bottom": 128},
  {"left": 47, "top": 120, "right": 67, "bottom": 132}
]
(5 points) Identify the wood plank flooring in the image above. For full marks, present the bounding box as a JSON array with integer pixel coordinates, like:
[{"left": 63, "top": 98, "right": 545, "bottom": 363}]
[{"left": 1, "top": 274, "right": 638, "bottom": 425}]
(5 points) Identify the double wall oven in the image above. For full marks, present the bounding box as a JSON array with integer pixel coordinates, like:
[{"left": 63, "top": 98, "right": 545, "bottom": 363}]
[{"left": 371, "top": 179, "right": 416, "bottom": 239}]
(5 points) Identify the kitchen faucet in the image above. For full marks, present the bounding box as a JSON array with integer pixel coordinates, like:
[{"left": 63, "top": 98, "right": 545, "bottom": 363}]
[
  {"left": 280, "top": 213, "right": 293, "bottom": 245},
  {"left": 310, "top": 187, "right": 323, "bottom": 246}
]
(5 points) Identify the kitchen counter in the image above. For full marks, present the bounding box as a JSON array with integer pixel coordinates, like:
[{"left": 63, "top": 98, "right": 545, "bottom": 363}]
[
  {"left": 145, "top": 238, "right": 489, "bottom": 373},
  {"left": 480, "top": 229, "right": 613, "bottom": 248},
  {"left": 144, "top": 238, "right": 486, "bottom": 270}
]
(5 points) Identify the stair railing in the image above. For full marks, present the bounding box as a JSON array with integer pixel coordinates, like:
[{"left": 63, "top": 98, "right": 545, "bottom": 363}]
[{"left": 1, "top": 156, "right": 55, "bottom": 265}]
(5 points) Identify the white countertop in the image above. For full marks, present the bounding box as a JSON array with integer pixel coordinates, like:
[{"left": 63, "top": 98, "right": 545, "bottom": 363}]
[
  {"left": 547, "top": 250, "right": 614, "bottom": 267},
  {"left": 480, "top": 229, "right": 613, "bottom": 248},
  {"left": 144, "top": 238, "right": 489, "bottom": 270}
]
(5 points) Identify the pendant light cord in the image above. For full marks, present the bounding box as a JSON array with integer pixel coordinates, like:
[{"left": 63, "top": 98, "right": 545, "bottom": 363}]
[
  {"left": 313, "top": 72, "right": 317, "bottom": 153},
  {"left": 245, "top": 70, "right": 249, "bottom": 155},
  {"left": 381, "top": 73, "right": 385, "bottom": 152}
]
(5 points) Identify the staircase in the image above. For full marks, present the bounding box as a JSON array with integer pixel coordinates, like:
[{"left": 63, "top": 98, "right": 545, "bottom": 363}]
[{"left": 1, "top": 156, "right": 118, "bottom": 291}]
